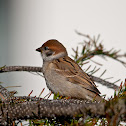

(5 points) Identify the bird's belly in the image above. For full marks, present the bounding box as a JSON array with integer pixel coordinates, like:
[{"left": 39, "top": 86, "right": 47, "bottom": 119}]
[
  {"left": 44, "top": 71, "right": 67, "bottom": 94},
  {"left": 44, "top": 70, "right": 88, "bottom": 99}
]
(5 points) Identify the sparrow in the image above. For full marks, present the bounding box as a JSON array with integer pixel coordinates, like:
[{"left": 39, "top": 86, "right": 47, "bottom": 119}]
[{"left": 36, "top": 39, "right": 102, "bottom": 101}]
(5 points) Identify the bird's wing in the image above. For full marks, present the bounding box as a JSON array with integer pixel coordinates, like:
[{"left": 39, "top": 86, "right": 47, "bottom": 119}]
[{"left": 52, "top": 56, "right": 101, "bottom": 95}]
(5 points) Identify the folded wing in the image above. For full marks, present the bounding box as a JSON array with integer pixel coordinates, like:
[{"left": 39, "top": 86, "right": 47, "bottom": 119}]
[{"left": 52, "top": 56, "right": 101, "bottom": 95}]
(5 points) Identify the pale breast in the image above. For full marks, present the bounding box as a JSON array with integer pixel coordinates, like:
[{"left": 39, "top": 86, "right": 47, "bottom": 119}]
[{"left": 42, "top": 62, "right": 66, "bottom": 94}]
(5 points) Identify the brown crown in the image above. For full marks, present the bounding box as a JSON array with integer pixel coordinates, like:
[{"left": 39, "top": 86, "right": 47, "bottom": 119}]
[{"left": 42, "top": 39, "right": 67, "bottom": 55}]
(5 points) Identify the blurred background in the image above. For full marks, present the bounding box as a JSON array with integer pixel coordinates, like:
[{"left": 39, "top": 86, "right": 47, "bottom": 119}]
[{"left": 0, "top": 0, "right": 126, "bottom": 99}]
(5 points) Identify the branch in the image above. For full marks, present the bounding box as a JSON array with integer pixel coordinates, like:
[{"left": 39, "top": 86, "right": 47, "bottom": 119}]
[
  {"left": 0, "top": 81, "right": 125, "bottom": 125},
  {"left": 0, "top": 99, "right": 105, "bottom": 125},
  {"left": 0, "top": 85, "right": 125, "bottom": 125},
  {"left": 0, "top": 66, "right": 118, "bottom": 89}
]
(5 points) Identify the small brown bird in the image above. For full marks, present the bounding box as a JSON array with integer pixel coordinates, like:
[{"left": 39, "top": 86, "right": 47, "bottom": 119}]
[{"left": 36, "top": 39, "right": 102, "bottom": 101}]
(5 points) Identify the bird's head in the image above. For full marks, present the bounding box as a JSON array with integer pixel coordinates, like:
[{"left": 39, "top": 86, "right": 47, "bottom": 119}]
[{"left": 36, "top": 39, "right": 68, "bottom": 61}]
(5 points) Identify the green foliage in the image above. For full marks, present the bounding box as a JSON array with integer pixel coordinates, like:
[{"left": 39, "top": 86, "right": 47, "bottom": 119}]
[
  {"left": 29, "top": 119, "right": 53, "bottom": 126},
  {"left": 0, "top": 65, "right": 6, "bottom": 70},
  {"left": 73, "top": 32, "right": 126, "bottom": 67}
]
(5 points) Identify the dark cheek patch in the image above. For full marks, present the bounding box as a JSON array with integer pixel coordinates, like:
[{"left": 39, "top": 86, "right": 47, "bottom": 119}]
[{"left": 46, "top": 51, "right": 54, "bottom": 57}]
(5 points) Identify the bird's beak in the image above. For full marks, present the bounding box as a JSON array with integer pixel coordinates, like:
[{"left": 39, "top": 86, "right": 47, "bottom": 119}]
[{"left": 36, "top": 47, "right": 42, "bottom": 52}]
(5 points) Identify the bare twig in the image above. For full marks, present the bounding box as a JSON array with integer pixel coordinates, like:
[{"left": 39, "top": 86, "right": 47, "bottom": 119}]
[
  {"left": 90, "top": 75, "right": 118, "bottom": 89},
  {"left": 0, "top": 66, "right": 118, "bottom": 89},
  {"left": 0, "top": 66, "right": 42, "bottom": 73}
]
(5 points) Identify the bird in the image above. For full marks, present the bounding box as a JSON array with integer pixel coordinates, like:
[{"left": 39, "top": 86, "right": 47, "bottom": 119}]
[{"left": 36, "top": 39, "right": 102, "bottom": 101}]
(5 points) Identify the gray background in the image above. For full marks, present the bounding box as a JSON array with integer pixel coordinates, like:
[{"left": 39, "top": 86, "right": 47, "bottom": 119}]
[{"left": 0, "top": 0, "right": 126, "bottom": 99}]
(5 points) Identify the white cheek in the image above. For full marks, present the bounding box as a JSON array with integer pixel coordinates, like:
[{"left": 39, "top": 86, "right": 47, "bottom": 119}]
[
  {"left": 42, "top": 52, "right": 52, "bottom": 61},
  {"left": 41, "top": 53, "right": 47, "bottom": 60}
]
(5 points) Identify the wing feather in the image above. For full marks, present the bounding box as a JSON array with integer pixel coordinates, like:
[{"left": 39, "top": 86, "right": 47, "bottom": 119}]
[{"left": 52, "top": 56, "right": 101, "bottom": 95}]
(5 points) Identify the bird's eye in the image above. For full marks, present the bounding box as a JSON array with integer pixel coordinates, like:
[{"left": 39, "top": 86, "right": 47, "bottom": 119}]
[{"left": 44, "top": 46, "right": 49, "bottom": 50}]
